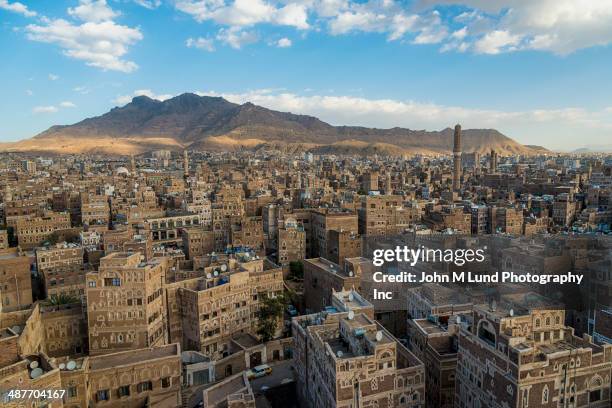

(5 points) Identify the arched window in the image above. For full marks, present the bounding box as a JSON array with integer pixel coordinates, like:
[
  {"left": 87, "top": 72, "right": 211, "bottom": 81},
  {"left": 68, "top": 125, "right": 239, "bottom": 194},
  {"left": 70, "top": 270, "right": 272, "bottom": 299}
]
[{"left": 542, "top": 385, "right": 549, "bottom": 403}]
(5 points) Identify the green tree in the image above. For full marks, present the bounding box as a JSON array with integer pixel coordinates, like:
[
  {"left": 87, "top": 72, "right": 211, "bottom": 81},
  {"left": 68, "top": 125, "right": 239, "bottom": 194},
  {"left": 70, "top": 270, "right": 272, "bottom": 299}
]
[
  {"left": 256, "top": 294, "right": 286, "bottom": 342},
  {"left": 45, "top": 293, "right": 79, "bottom": 307}
]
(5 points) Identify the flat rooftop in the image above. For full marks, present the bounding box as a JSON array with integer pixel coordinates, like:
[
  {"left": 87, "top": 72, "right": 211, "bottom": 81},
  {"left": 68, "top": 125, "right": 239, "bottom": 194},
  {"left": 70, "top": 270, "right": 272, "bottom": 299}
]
[
  {"left": 413, "top": 319, "right": 447, "bottom": 335},
  {"left": 307, "top": 258, "right": 353, "bottom": 278},
  {"left": 88, "top": 344, "right": 179, "bottom": 371}
]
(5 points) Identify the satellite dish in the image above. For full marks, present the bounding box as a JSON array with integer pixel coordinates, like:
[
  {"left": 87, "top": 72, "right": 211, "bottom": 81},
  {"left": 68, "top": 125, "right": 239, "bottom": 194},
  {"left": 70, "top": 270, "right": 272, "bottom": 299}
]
[
  {"left": 348, "top": 271, "right": 353, "bottom": 277},
  {"left": 59, "top": 363, "right": 66, "bottom": 370},
  {"left": 29, "top": 361, "right": 39, "bottom": 369},
  {"left": 337, "top": 351, "right": 343, "bottom": 358},
  {"left": 11, "top": 325, "right": 21, "bottom": 334},
  {"left": 67, "top": 361, "right": 76, "bottom": 371},
  {"left": 206, "top": 273, "right": 212, "bottom": 279},
  {"left": 348, "top": 293, "right": 354, "bottom": 302},
  {"left": 376, "top": 331, "right": 383, "bottom": 342},
  {"left": 213, "top": 270, "right": 219, "bottom": 277},
  {"left": 348, "top": 310, "right": 355, "bottom": 320},
  {"left": 509, "top": 309, "right": 514, "bottom": 317},
  {"left": 30, "top": 368, "right": 43, "bottom": 379},
  {"left": 221, "top": 264, "right": 227, "bottom": 272}
]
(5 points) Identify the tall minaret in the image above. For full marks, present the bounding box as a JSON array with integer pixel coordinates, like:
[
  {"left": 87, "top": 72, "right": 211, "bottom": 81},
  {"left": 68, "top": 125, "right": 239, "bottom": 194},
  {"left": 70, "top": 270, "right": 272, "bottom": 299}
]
[
  {"left": 490, "top": 149, "right": 497, "bottom": 173},
  {"left": 183, "top": 150, "right": 189, "bottom": 178},
  {"left": 130, "top": 155, "right": 136, "bottom": 174},
  {"left": 452, "top": 124, "right": 462, "bottom": 191}
]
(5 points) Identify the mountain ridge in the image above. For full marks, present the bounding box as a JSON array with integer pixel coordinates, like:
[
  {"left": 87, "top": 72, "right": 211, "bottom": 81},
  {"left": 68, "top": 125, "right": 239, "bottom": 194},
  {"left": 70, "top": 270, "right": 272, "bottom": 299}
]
[{"left": 2, "top": 93, "right": 547, "bottom": 156}]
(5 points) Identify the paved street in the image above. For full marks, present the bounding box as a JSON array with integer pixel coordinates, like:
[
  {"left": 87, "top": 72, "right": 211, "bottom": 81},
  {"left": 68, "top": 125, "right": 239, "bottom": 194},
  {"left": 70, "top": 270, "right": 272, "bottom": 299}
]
[{"left": 250, "top": 360, "right": 295, "bottom": 392}]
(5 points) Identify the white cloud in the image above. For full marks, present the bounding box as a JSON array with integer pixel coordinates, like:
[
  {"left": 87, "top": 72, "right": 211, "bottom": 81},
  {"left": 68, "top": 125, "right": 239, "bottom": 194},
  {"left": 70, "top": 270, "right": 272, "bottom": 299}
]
[
  {"left": 33, "top": 105, "right": 59, "bottom": 114},
  {"left": 73, "top": 86, "right": 90, "bottom": 94},
  {"left": 173, "top": 0, "right": 612, "bottom": 55},
  {"left": 196, "top": 88, "right": 612, "bottom": 149},
  {"left": 26, "top": 16, "right": 143, "bottom": 72},
  {"left": 175, "top": 0, "right": 309, "bottom": 29},
  {"left": 48, "top": 73, "right": 59, "bottom": 80},
  {"left": 216, "top": 27, "right": 258, "bottom": 49},
  {"left": 0, "top": 0, "right": 36, "bottom": 17},
  {"left": 418, "top": 0, "right": 612, "bottom": 55},
  {"left": 32, "top": 100, "right": 78, "bottom": 113},
  {"left": 133, "top": 0, "right": 161, "bottom": 9},
  {"left": 276, "top": 37, "right": 292, "bottom": 47},
  {"left": 473, "top": 30, "right": 521, "bottom": 54},
  {"left": 113, "top": 89, "right": 175, "bottom": 105},
  {"left": 68, "top": 0, "right": 118, "bottom": 23},
  {"left": 326, "top": 1, "right": 447, "bottom": 44},
  {"left": 186, "top": 37, "right": 216, "bottom": 51}
]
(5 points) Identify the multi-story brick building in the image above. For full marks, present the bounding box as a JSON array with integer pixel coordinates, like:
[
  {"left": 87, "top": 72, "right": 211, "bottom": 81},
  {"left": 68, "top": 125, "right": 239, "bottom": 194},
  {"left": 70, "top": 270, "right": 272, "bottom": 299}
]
[
  {"left": 0, "top": 249, "right": 33, "bottom": 312},
  {"left": 553, "top": 193, "right": 577, "bottom": 227},
  {"left": 327, "top": 229, "right": 362, "bottom": 268},
  {"left": 358, "top": 195, "right": 414, "bottom": 236},
  {"left": 145, "top": 213, "right": 201, "bottom": 246},
  {"left": 277, "top": 221, "right": 306, "bottom": 267},
  {"left": 86, "top": 252, "right": 169, "bottom": 355},
  {"left": 408, "top": 316, "right": 460, "bottom": 408},
  {"left": 310, "top": 209, "right": 358, "bottom": 258},
  {"left": 292, "top": 305, "right": 426, "bottom": 407},
  {"left": 179, "top": 258, "right": 283, "bottom": 360},
  {"left": 303, "top": 257, "right": 361, "bottom": 313},
  {"left": 455, "top": 305, "right": 612, "bottom": 408},
  {"left": 182, "top": 227, "right": 215, "bottom": 260},
  {"left": 230, "top": 216, "right": 264, "bottom": 255},
  {"left": 36, "top": 243, "right": 85, "bottom": 298},
  {"left": 15, "top": 211, "right": 71, "bottom": 250}
]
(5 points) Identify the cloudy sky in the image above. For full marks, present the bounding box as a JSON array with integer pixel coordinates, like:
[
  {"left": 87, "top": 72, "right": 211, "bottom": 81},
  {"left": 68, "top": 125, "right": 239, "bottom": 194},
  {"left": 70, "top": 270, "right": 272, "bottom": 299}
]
[{"left": 2, "top": 0, "right": 612, "bottom": 150}]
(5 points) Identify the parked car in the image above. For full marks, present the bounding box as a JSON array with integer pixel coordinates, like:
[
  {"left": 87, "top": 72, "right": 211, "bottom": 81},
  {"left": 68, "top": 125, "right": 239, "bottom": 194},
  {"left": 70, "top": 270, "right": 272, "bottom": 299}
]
[{"left": 247, "top": 364, "right": 273, "bottom": 379}]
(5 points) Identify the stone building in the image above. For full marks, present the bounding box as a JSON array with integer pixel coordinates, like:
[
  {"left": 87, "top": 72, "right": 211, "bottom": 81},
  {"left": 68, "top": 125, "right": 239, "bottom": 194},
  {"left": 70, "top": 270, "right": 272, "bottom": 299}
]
[
  {"left": 15, "top": 211, "right": 71, "bottom": 250},
  {"left": 0, "top": 249, "right": 33, "bottom": 312},
  {"left": 292, "top": 306, "right": 425, "bottom": 408},
  {"left": 358, "top": 195, "right": 413, "bottom": 236},
  {"left": 144, "top": 213, "right": 201, "bottom": 246},
  {"left": 83, "top": 343, "right": 182, "bottom": 407},
  {"left": 36, "top": 243, "right": 85, "bottom": 298},
  {"left": 489, "top": 207, "right": 524, "bottom": 235},
  {"left": 327, "top": 229, "right": 362, "bottom": 268},
  {"left": 80, "top": 194, "right": 110, "bottom": 232},
  {"left": 310, "top": 209, "right": 358, "bottom": 258},
  {"left": 179, "top": 258, "right": 283, "bottom": 360},
  {"left": 182, "top": 228, "right": 215, "bottom": 260},
  {"left": 553, "top": 193, "right": 577, "bottom": 227},
  {"left": 303, "top": 257, "right": 361, "bottom": 313},
  {"left": 230, "top": 216, "right": 264, "bottom": 255},
  {"left": 0, "top": 343, "right": 181, "bottom": 407},
  {"left": 408, "top": 316, "right": 460, "bottom": 408},
  {"left": 86, "top": 252, "right": 169, "bottom": 355},
  {"left": 277, "top": 222, "right": 306, "bottom": 267},
  {"left": 455, "top": 304, "right": 612, "bottom": 408},
  {"left": 17, "top": 302, "right": 88, "bottom": 359}
]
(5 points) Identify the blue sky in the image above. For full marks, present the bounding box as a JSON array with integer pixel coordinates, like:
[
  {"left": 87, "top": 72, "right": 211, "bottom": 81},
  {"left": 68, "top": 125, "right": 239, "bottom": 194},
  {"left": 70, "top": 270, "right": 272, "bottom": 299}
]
[{"left": 2, "top": 0, "right": 612, "bottom": 150}]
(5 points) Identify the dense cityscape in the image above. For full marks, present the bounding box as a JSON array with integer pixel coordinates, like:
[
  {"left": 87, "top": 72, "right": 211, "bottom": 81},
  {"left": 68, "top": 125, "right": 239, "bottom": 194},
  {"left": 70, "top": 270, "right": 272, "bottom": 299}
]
[{"left": 0, "top": 127, "right": 610, "bottom": 407}]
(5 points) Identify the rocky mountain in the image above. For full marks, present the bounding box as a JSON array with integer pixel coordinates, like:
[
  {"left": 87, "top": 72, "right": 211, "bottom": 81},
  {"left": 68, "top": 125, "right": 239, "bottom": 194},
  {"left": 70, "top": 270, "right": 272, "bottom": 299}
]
[{"left": 2, "top": 93, "right": 546, "bottom": 156}]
